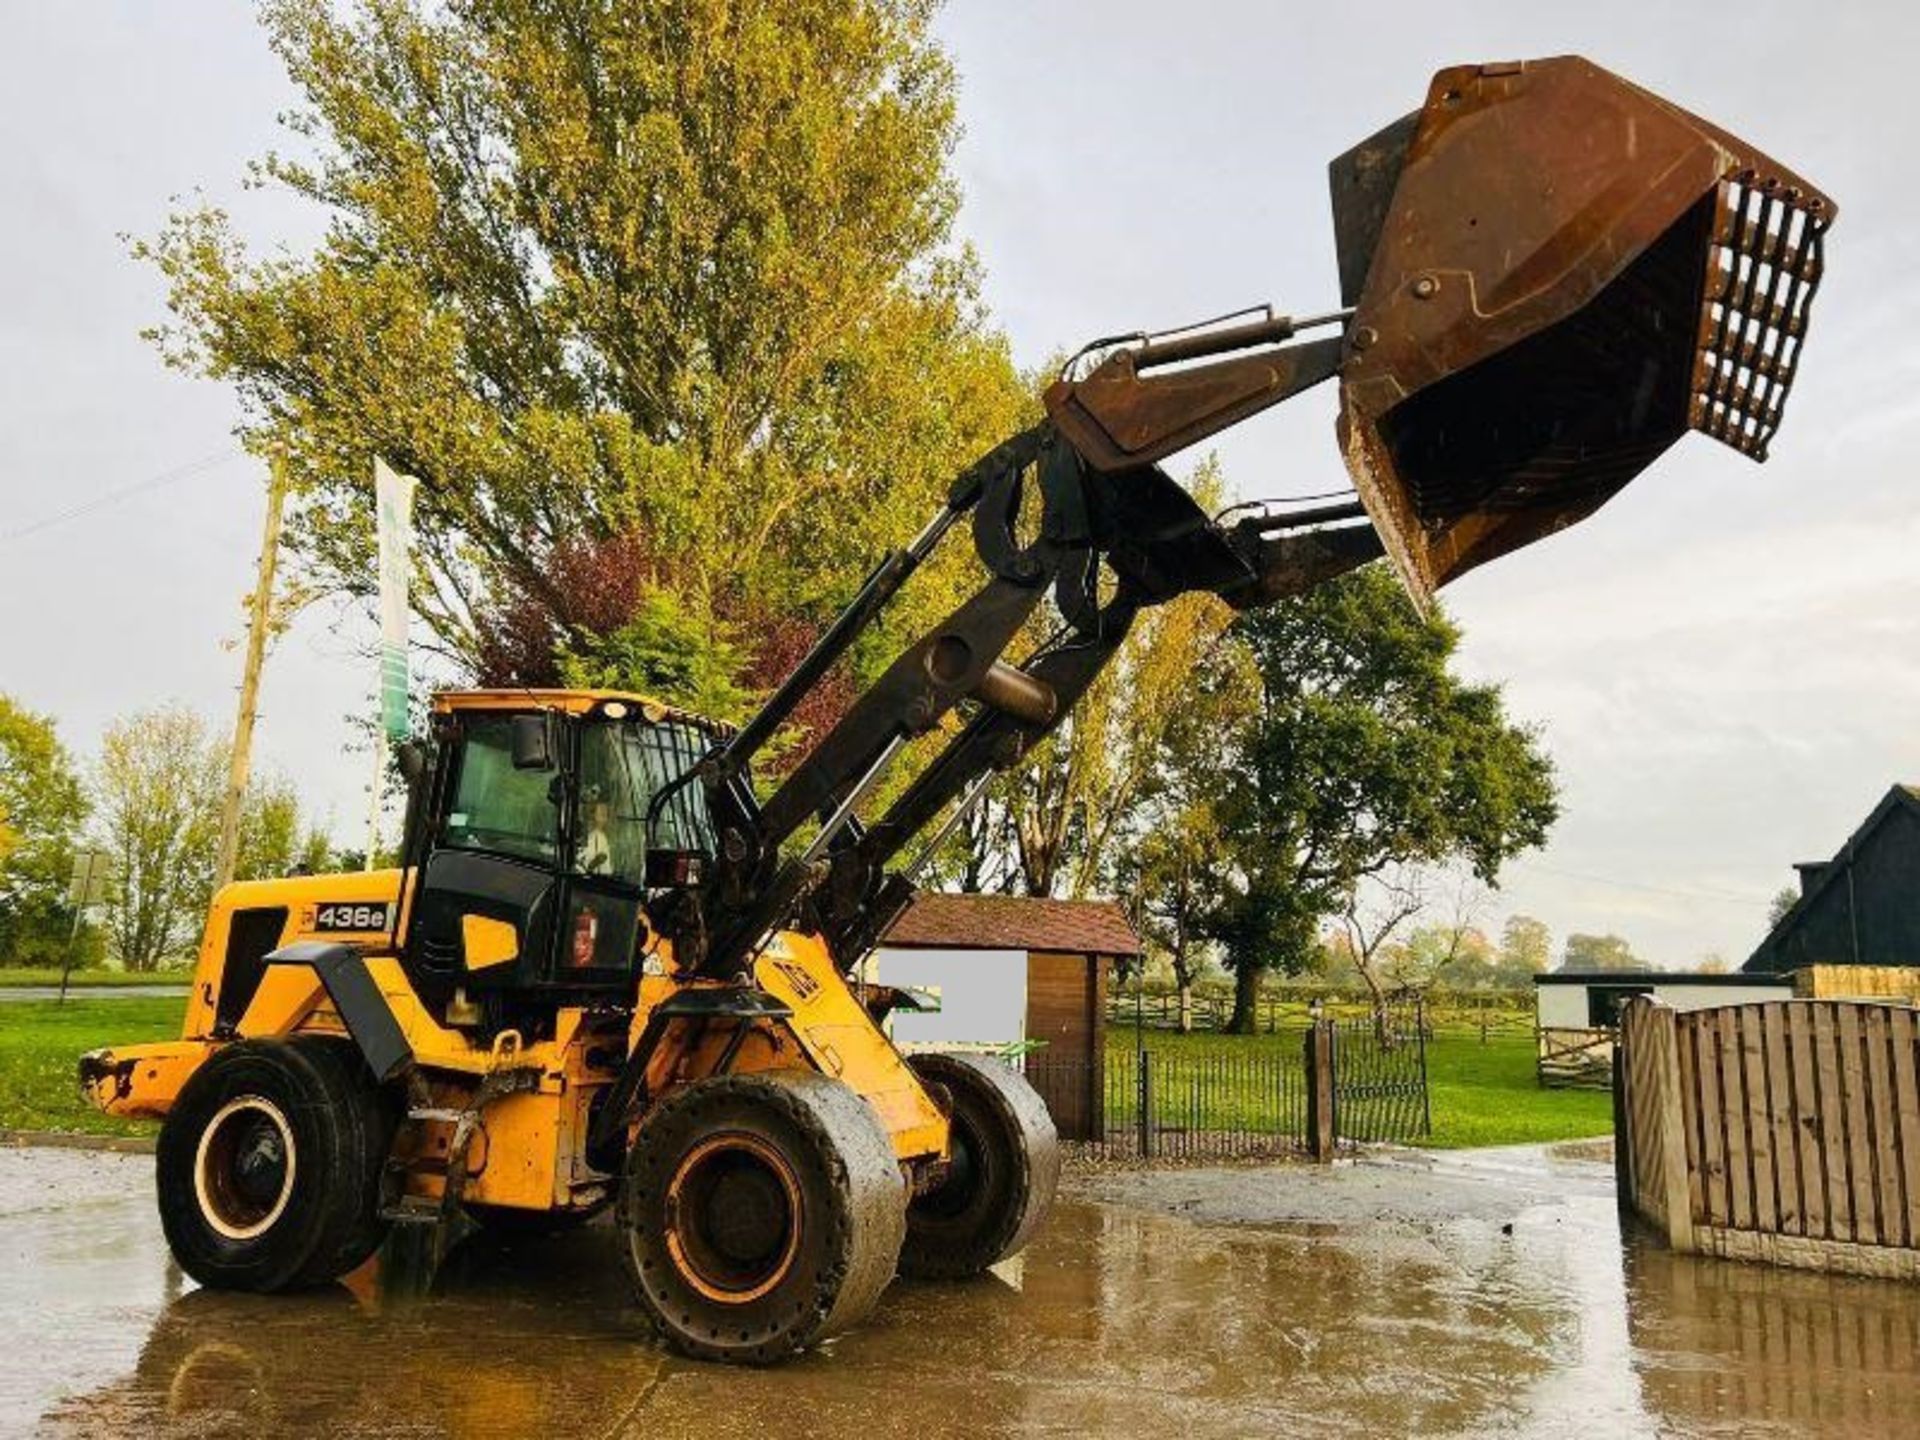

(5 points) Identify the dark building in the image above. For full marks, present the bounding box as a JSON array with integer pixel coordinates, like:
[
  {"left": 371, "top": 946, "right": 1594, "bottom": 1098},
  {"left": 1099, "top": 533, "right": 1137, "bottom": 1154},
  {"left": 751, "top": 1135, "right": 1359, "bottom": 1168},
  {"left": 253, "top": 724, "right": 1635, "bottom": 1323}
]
[{"left": 1744, "top": 785, "right": 1920, "bottom": 974}]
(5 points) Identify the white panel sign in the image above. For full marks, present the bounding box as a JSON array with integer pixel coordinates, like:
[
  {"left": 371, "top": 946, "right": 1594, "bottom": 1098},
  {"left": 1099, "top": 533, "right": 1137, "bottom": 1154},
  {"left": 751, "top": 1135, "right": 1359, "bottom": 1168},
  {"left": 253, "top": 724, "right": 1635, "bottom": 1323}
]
[
  {"left": 374, "top": 457, "right": 418, "bottom": 740},
  {"left": 868, "top": 946, "right": 1028, "bottom": 1047}
]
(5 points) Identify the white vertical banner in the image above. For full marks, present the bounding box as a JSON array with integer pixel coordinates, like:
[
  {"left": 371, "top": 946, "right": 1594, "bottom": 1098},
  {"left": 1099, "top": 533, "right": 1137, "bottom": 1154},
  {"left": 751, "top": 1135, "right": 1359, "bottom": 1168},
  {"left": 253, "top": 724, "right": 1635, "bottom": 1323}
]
[{"left": 374, "top": 457, "right": 419, "bottom": 742}]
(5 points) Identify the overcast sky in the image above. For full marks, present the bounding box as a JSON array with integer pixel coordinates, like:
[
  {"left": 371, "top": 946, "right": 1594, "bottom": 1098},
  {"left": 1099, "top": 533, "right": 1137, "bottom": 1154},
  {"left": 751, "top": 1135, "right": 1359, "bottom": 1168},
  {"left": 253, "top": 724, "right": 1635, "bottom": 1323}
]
[{"left": 2, "top": 3, "right": 1914, "bottom": 968}]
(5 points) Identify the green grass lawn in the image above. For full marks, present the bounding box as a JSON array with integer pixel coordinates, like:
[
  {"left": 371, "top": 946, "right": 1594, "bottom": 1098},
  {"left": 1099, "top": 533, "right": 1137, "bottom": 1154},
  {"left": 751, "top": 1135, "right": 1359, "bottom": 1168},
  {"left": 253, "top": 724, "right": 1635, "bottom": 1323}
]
[
  {"left": 0, "top": 966, "right": 193, "bottom": 988},
  {"left": 5, "top": 995, "right": 1609, "bottom": 1152},
  {"left": 1104, "top": 1026, "right": 1611, "bottom": 1150},
  {"left": 0, "top": 996, "right": 182, "bottom": 1135},
  {"left": 1420, "top": 1032, "right": 1611, "bottom": 1148}
]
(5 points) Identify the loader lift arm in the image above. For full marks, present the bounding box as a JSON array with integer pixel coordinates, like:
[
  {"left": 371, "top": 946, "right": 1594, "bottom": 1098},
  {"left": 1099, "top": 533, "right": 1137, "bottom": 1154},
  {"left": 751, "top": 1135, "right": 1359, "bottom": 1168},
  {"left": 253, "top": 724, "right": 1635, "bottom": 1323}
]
[
  {"left": 644, "top": 52, "right": 1835, "bottom": 995},
  {"left": 659, "top": 308, "right": 1384, "bottom": 984}
]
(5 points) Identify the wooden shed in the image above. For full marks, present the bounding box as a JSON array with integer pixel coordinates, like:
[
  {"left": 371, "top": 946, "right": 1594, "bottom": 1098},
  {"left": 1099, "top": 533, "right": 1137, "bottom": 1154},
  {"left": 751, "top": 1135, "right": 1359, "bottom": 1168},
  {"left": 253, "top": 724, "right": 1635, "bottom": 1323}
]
[
  {"left": 1534, "top": 970, "right": 1794, "bottom": 1087},
  {"left": 871, "top": 894, "right": 1142, "bottom": 1140}
]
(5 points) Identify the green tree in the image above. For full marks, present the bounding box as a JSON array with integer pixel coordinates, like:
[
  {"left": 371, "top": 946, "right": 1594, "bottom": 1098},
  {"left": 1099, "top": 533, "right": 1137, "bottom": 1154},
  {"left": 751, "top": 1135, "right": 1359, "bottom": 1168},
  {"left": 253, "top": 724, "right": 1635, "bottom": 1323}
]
[
  {"left": 0, "top": 696, "right": 90, "bottom": 965},
  {"left": 234, "top": 772, "right": 335, "bottom": 884},
  {"left": 1559, "top": 932, "right": 1649, "bottom": 973},
  {"left": 137, "top": 0, "right": 1028, "bottom": 679},
  {"left": 1397, "top": 924, "right": 1496, "bottom": 990},
  {"left": 95, "top": 707, "right": 224, "bottom": 971},
  {"left": 1767, "top": 885, "right": 1799, "bottom": 929},
  {"left": 557, "top": 586, "right": 758, "bottom": 725},
  {"left": 1203, "top": 565, "right": 1559, "bottom": 1032},
  {"left": 1120, "top": 799, "right": 1225, "bottom": 1033},
  {"left": 1394, "top": 872, "right": 1492, "bottom": 992},
  {"left": 1109, "top": 561, "right": 1257, "bottom": 1026},
  {"left": 1495, "top": 913, "right": 1553, "bottom": 983},
  {"left": 94, "top": 706, "right": 328, "bottom": 970}
]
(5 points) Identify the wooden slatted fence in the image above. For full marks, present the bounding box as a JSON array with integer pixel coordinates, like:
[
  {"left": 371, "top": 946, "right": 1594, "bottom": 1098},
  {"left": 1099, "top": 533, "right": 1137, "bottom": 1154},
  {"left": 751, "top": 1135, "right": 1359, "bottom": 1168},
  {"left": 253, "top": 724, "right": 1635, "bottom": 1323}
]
[{"left": 1617, "top": 996, "right": 1920, "bottom": 1279}]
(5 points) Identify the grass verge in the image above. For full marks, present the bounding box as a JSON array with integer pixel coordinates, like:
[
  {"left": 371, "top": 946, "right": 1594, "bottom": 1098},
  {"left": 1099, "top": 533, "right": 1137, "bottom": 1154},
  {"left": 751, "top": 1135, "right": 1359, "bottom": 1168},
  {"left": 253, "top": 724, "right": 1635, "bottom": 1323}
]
[
  {"left": 0, "top": 997, "right": 181, "bottom": 1136},
  {"left": 0, "top": 967, "right": 192, "bottom": 989}
]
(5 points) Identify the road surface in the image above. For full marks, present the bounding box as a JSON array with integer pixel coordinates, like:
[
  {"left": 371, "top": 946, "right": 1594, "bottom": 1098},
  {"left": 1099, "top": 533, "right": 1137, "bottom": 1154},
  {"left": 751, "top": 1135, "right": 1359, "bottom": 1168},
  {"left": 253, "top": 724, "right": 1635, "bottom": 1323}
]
[{"left": 3, "top": 1142, "right": 1915, "bottom": 1437}]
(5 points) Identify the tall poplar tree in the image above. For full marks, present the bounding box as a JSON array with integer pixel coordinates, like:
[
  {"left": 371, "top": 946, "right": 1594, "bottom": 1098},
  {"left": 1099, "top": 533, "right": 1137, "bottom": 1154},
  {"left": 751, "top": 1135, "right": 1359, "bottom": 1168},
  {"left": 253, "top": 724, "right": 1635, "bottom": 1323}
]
[{"left": 138, "top": 0, "right": 1028, "bottom": 688}]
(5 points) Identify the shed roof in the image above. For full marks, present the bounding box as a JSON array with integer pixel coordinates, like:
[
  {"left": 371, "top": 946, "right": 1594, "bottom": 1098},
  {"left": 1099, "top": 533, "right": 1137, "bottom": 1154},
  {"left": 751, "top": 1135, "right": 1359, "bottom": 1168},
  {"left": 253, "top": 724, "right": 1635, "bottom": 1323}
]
[
  {"left": 1534, "top": 971, "right": 1794, "bottom": 987},
  {"left": 883, "top": 893, "right": 1143, "bottom": 957},
  {"left": 1745, "top": 783, "right": 1920, "bottom": 973}
]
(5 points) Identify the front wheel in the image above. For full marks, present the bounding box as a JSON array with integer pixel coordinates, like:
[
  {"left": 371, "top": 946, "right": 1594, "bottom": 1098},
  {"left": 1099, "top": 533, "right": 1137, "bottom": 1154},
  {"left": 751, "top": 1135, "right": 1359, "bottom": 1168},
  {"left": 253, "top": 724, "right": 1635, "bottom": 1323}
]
[
  {"left": 899, "top": 1052, "right": 1060, "bottom": 1280},
  {"left": 616, "top": 1070, "right": 906, "bottom": 1364},
  {"left": 156, "top": 1039, "right": 385, "bottom": 1293}
]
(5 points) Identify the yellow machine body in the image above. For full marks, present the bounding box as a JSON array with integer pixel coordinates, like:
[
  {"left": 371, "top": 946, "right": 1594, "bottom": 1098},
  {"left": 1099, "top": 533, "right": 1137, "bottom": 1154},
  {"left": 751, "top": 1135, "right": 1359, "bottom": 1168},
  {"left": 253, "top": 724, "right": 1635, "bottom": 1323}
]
[{"left": 81, "top": 701, "right": 951, "bottom": 1217}]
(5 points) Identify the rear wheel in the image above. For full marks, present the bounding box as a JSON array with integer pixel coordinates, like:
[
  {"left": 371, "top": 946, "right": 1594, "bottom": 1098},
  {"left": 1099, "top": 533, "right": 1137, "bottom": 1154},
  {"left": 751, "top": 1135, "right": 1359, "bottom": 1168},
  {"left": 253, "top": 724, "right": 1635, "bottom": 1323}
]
[
  {"left": 616, "top": 1070, "right": 907, "bottom": 1363},
  {"left": 899, "top": 1052, "right": 1060, "bottom": 1280},
  {"left": 157, "top": 1040, "right": 369, "bottom": 1292}
]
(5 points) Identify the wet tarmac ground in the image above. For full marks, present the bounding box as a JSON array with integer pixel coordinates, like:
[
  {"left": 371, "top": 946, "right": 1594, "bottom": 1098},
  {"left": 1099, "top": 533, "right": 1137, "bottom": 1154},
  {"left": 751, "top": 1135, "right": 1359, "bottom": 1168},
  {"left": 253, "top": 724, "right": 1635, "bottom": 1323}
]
[{"left": 4, "top": 1143, "right": 1918, "bottom": 1438}]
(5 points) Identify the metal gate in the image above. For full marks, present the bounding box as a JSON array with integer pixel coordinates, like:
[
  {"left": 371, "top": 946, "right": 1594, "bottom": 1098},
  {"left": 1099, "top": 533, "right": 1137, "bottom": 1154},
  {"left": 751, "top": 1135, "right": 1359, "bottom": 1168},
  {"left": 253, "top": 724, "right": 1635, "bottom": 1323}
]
[{"left": 1329, "top": 999, "right": 1432, "bottom": 1143}]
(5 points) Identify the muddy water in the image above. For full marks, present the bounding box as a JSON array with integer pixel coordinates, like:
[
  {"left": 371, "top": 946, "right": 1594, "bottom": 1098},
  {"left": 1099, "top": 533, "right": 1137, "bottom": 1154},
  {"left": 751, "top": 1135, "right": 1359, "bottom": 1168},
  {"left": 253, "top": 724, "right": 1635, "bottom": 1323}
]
[{"left": 7, "top": 1146, "right": 1918, "bottom": 1437}]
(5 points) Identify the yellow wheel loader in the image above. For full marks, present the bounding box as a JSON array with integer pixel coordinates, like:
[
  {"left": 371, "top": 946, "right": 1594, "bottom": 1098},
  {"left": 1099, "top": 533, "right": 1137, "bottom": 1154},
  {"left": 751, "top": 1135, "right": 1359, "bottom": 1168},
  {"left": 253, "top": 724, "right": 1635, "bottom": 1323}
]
[{"left": 80, "top": 56, "right": 1833, "bottom": 1363}]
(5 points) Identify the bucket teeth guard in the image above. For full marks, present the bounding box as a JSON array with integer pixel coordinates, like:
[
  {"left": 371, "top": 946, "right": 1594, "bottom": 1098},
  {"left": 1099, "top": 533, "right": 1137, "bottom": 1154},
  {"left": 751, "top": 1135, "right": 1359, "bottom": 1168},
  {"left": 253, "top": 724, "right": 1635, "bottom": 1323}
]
[{"left": 1332, "top": 55, "right": 1835, "bottom": 602}]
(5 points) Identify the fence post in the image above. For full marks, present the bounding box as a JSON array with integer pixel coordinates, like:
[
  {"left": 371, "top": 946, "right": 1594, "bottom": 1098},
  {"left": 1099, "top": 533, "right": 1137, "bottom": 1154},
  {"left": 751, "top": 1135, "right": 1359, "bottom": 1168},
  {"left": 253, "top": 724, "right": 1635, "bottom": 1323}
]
[
  {"left": 1612, "top": 1035, "right": 1633, "bottom": 1213},
  {"left": 1415, "top": 997, "right": 1432, "bottom": 1138},
  {"left": 1651, "top": 1004, "right": 1695, "bottom": 1253},
  {"left": 1136, "top": 1047, "right": 1154, "bottom": 1160},
  {"left": 1305, "top": 1019, "right": 1337, "bottom": 1161}
]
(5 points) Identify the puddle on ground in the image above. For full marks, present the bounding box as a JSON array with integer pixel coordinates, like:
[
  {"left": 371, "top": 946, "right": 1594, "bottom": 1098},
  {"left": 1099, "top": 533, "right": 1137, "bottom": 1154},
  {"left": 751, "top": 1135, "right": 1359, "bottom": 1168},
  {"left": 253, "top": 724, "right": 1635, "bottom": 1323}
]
[{"left": 12, "top": 1150, "right": 1920, "bottom": 1438}]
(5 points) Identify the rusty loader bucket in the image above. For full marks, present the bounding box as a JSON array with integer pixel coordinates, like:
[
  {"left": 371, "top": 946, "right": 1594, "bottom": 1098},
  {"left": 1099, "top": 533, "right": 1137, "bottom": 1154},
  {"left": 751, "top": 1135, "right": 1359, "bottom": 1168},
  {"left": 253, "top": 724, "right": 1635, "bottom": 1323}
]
[{"left": 1332, "top": 56, "right": 1835, "bottom": 602}]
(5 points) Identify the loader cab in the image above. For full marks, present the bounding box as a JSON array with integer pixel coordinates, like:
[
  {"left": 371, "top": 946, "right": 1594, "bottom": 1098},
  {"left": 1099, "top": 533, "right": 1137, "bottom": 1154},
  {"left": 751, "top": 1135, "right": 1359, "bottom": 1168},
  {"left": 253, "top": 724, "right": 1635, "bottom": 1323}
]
[{"left": 399, "top": 691, "right": 720, "bottom": 1029}]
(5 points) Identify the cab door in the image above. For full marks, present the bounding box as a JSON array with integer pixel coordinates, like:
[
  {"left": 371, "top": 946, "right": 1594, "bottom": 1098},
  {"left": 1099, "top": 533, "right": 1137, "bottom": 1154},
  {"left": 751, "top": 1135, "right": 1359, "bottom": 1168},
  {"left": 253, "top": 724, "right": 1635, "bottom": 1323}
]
[
  {"left": 551, "top": 720, "right": 656, "bottom": 982},
  {"left": 406, "top": 711, "right": 564, "bottom": 988}
]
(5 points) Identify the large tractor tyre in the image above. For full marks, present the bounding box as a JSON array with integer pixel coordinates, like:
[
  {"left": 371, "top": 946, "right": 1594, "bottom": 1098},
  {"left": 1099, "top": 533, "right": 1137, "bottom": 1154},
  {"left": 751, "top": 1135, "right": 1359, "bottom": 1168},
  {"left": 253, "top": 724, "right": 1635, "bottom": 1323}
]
[
  {"left": 286, "top": 1035, "right": 400, "bottom": 1284},
  {"left": 616, "top": 1070, "right": 908, "bottom": 1364},
  {"left": 898, "top": 1052, "right": 1060, "bottom": 1280},
  {"left": 156, "top": 1039, "right": 369, "bottom": 1293}
]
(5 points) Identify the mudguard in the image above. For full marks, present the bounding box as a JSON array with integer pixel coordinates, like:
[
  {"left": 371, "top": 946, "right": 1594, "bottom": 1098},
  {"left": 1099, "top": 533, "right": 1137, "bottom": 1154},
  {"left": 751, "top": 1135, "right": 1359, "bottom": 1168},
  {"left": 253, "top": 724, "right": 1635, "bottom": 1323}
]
[{"left": 267, "top": 941, "right": 413, "bottom": 1082}]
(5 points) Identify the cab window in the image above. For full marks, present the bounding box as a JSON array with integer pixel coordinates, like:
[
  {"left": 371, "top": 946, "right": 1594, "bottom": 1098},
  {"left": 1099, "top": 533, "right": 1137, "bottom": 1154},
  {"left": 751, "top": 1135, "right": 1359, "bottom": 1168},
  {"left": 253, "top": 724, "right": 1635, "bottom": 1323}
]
[
  {"left": 443, "top": 715, "right": 558, "bottom": 864},
  {"left": 574, "top": 720, "right": 715, "bottom": 883}
]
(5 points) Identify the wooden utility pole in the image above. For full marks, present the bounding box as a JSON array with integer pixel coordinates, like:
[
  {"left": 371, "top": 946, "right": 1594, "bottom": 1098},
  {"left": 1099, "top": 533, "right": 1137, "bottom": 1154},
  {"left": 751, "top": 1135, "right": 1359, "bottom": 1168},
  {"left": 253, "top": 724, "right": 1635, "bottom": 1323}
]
[{"left": 214, "top": 452, "right": 289, "bottom": 891}]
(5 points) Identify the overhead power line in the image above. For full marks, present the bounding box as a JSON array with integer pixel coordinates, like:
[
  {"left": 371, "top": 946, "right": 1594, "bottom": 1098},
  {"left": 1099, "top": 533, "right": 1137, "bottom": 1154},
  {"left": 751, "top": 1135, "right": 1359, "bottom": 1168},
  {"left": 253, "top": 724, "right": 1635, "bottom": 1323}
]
[
  {"left": 1509, "top": 859, "right": 1773, "bottom": 907},
  {"left": 0, "top": 447, "right": 243, "bottom": 545}
]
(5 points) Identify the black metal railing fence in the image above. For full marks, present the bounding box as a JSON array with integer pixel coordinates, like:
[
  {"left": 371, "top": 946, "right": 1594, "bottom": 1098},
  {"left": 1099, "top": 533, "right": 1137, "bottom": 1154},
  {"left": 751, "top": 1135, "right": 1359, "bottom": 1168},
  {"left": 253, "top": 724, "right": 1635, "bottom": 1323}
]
[{"left": 1011, "top": 997, "right": 1428, "bottom": 1162}]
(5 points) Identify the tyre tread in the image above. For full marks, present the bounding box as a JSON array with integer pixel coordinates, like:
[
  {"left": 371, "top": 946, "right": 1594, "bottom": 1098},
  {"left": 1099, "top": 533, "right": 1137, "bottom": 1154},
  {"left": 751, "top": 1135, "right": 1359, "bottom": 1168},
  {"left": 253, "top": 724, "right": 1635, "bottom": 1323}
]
[
  {"left": 616, "top": 1069, "right": 906, "bottom": 1363},
  {"left": 898, "top": 1052, "right": 1060, "bottom": 1280}
]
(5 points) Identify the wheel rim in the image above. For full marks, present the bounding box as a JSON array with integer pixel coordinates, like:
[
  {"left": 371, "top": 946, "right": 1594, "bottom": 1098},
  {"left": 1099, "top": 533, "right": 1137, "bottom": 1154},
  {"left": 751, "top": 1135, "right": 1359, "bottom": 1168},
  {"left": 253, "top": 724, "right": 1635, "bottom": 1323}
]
[
  {"left": 663, "top": 1133, "right": 802, "bottom": 1304},
  {"left": 193, "top": 1095, "right": 297, "bottom": 1241}
]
